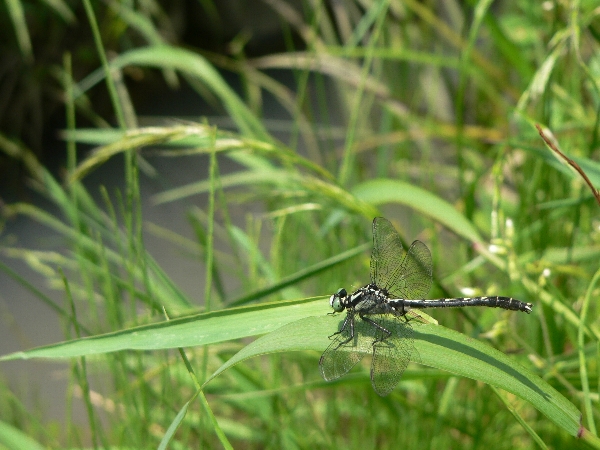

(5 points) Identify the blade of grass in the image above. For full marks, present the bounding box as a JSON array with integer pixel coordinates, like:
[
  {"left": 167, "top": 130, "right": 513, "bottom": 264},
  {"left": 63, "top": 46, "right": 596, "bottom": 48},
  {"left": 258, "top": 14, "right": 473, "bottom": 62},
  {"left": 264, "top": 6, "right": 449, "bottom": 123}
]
[
  {"left": 0, "top": 421, "right": 45, "bottom": 450},
  {"left": 0, "top": 259, "right": 92, "bottom": 336},
  {"left": 5, "top": 0, "right": 32, "bottom": 60},
  {"left": 77, "top": 45, "right": 271, "bottom": 140},
  {"left": 0, "top": 298, "right": 327, "bottom": 360},
  {"left": 490, "top": 385, "right": 548, "bottom": 449},
  {"left": 579, "top": 267, "right": 600, "bottom": 435},
  {"left": 0, "top": 292, "right": 582, "bottom": 438},
  {"left": 207, "top": 314, "right": 582, "bottom": 438},
  {"left": 228, "top": 242, "right": 370, "bottom": 306},
  {"left": 352, "top": 178, "right": 483, "bottom": 243}
]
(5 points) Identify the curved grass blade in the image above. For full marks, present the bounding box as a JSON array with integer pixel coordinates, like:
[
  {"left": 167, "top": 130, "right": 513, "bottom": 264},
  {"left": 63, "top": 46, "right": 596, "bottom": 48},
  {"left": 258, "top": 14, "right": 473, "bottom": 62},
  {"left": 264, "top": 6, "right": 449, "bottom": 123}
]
[
  {"left": 208, "top": 314, "right": 581, "bottom": 438},
  {"left": 0, "top": 420, "right": 46, "bottom": 450},
  {"left": 78, "top": 45, "right": 271, "bottom": 141},
  {"left": 0, "top": 299, "right": 327, "bottom": 361},
  {"left": 1, "top": 297, "right": 582, "bottom": 438},
  {"left": 229, "top": 243, "right": 369, "bottom": 306},
  {"left": 352, "top": 178, "right": 483, "bottom": 243}
]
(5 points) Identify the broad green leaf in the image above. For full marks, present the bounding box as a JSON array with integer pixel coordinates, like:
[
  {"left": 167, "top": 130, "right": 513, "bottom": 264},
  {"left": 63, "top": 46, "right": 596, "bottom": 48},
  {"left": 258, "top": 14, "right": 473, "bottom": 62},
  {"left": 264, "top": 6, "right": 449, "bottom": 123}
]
[
  {"left": 352, "top": 178, "right": 483, "bottom": 243},
  {"left": 0, "top": 298, "right": 327, "bottom": 360},
  {"left": 208, "top": 314, "right": 582, "bottom": 438},
  {"left": 1, "top": 295, "right": 581, "bottom": 438}
]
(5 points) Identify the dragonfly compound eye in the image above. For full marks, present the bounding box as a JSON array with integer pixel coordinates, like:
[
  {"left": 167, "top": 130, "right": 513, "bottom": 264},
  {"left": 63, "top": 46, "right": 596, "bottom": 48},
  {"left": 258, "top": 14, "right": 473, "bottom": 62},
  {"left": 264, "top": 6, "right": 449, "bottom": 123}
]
[
  {"left": 329, "top": 288, "right": 347, "bottom": 311},
  {"left": 336, "top": 288, "right": 347, "bottom": 298}
]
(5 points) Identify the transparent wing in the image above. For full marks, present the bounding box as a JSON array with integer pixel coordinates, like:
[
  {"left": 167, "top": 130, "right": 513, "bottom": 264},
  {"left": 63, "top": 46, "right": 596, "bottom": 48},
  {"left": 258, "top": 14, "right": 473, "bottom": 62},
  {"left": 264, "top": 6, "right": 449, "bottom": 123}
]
[
  {"left": 319, "top": 312, "right": 375, "bottom": 382},
  {"left": 370, "top": 217, "right": 404, "bottom": 291},
  {"left": 370, "top": 315, "right": 419, "bottom": 396},
  {"left": 395, "top": 240, "right": 432, "bottom": 299},
  {"left": 370, "top": 217, "right": 433, "bottom": 299}
]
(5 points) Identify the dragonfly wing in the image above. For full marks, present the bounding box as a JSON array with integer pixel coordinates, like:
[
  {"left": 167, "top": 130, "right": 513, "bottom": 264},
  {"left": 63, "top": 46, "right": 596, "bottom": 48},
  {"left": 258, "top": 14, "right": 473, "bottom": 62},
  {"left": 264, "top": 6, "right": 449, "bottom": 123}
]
[
  {"left": 319, "top": 313, "right": 374, "bottom": 382},
  {"left": 370, "top": 217, "right": 405, "bottom": 292},
  {"left": 370, "top": 316, "right": 419, "bottom": 396},
  {"left": 370, "top": 217, "right": 432, "bottom": 299},
  {"left": 396, "top": 240, "right": 433, "bottom": 299}
]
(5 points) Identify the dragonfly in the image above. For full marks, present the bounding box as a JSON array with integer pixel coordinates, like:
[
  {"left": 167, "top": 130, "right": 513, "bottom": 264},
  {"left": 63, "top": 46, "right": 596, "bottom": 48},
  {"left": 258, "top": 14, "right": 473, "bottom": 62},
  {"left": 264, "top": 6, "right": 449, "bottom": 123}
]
[{"left": 319, "top": 217, "right": 533, "bottom": 396}]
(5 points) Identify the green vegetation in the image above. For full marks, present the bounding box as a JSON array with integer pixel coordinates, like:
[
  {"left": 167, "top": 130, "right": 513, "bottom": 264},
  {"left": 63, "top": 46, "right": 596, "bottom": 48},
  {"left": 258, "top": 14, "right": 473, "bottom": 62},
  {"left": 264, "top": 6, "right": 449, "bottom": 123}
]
[{"left": 1, "top": 0, "right": 599, "bottom": 448}]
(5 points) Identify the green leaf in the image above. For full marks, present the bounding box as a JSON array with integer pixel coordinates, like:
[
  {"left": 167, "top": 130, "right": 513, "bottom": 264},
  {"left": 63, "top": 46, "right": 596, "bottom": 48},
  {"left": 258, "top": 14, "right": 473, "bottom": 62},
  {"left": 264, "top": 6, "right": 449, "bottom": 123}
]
[
  {"left": 0, "top": 420, "right": 46, "bottom": 450},
  {"left": 228, "top": 243, "right": 370, "bottom": 306},
  {"left": 5, "top": 0, "right": 33, "bottom": 59},
  {"left": 0, "top": 297, "right": 581, "bottom": 438},
  {"left": 352, "top": 178, "right": 483, "bottom": 243},
  {"left": 209, "top": 314, "right": 582, "bottom": 437},
  {"left": 78, "top": 45, "right": 271, "bottom": 141},
  {"left": 520, "top": 143, "right": 600, "bottom": 189},
  {"left": 0, "top": 298, "right": 327, "bottom": 360},
  {"left": 157, "top": 399, "right": 191, "bottom": 450}
]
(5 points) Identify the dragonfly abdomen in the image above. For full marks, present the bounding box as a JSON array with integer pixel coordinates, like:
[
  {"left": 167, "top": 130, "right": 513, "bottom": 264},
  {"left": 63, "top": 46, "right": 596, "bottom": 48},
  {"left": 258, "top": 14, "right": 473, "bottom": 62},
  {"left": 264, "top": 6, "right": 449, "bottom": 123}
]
[{"left": 392, "top": 296, "right": 533, "bottom": 314}]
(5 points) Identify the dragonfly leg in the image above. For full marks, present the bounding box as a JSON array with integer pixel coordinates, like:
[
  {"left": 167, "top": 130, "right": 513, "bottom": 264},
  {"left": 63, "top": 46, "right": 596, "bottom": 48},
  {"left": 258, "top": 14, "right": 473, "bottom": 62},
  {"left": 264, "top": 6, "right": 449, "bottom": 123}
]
[
  {"left": 360, "top": 314, "right": 392, "bottom": 344},
  {"left": 327, "top": 313, "right": 348, "bottom": 338},
  {"left": 330, "top": 313, "right": 356, "bottom": 349}
]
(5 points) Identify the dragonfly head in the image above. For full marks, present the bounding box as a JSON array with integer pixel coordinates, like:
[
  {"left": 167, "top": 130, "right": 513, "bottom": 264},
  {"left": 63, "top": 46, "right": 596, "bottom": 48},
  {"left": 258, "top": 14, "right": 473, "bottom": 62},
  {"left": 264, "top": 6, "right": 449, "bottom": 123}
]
[{"left": 329, "top": 288, "right": 347, "bottom": 312}]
